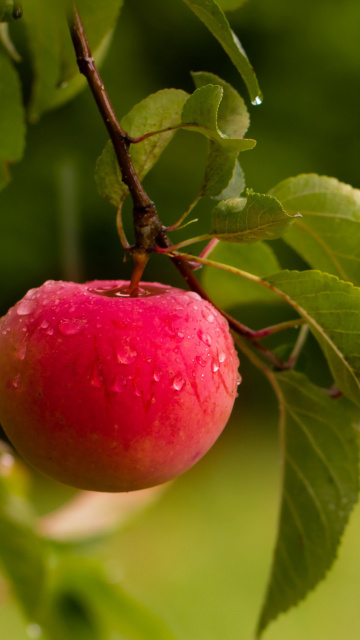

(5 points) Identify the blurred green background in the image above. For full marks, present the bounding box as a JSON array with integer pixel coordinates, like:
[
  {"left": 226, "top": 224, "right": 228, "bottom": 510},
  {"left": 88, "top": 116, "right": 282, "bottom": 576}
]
[{"left": 1, "top": 0, "right": 360, "bottom": 638}]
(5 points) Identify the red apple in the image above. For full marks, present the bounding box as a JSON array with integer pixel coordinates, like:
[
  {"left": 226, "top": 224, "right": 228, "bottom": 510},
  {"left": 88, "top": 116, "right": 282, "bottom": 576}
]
[{"left": 0, "top": 280, "right": 239, "bottom": 492}]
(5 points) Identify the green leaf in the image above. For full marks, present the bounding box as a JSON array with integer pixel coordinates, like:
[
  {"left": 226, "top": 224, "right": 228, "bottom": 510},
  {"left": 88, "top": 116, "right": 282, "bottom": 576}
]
[
  {"left": 191, "top": 71, "right": 250, "bottom": 198},
  {"left": 45, "top": 556, "right": 177, "bottom": 640},
  {"left": 266, "top": 270, "right": 360, "bottom": 407},
  {"left": 269, "top": 174, "right": 360, "bottom": 286},
  {"left": 201, "top": 240, "right": 280, "bottom": 308},
  {"left": 181, "top": 0, "right": 262, "bottom": 103},
  {"left": 181, "top": 84, "right": 256, "bottom": 151},
  {"left": 96, "top": 88, "right": 188, "bottom": 206},
  {"left": 257, "top": 370, "right": 359, "bottom": 636},
  {"left": 0, "top": 48, "right": 25, "bottom": 190},
  {"left": 25, "top": 0, "right": 123, "bottom": 120},
  {"left": 210, "top": 191, "right": 298, "bottom": 242}
]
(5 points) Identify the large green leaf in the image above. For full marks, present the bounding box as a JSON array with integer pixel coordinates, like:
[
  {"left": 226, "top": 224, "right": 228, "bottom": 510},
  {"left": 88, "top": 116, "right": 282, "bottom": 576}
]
[
  {"left": 95, "top": 88, "right": 188, "bottom": 207},
  {"left": 25, "top": 0, "right": 123, "bottom": 120},
  {"left": 181, "top": 84, "right": 255, "bottom": 151},
  {"left": 181, "top": 0, "right": 262, "bottom": 104},
  {"left": 266, "top": 270, "right": 360, "bottom": 407},
  {"left": 210, "top": 192, "right": 298, "bottom": 242},
  {"left": 269, "top": 174, "right": 360, "bottom": 286},
  {"left": 201, "top": 240, "right": 280, "bottom": 308},
  {"left": 0, "top": 48, "right": 25, "bottom": 190},
  {"left": 257, "top": 371, "right": 359, "bottom": 636}
]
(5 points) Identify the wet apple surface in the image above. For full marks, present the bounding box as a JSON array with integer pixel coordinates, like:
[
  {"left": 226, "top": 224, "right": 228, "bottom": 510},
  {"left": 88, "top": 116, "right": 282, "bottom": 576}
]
[{"left": 0, "top": 280, "right": 240, "bottom": 491}]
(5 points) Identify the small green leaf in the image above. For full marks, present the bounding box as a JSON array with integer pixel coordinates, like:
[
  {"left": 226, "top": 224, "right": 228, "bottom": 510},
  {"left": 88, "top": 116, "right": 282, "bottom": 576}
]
[
  {"left": 269, "top": 174, "right": 360, "bottom": 286},
  {"left": 266, "top": 270, "right": 360, "bottom": 407},
  {"left": 181, "top": 0, "right": 262, "bottom": 103},
  {"left": 181, "top": 84, "right": 255, "bottom": 151},
  {"left": 192, "top": 71, "right": 250, "bottom": 138},
  {"left": 96, "top": 88, "right": 188, "bottom": 206},
  {"left": 257, "top": 370, "right": 359, "bottom": 636},
  {"left": 191, "top": 71, "right": 250, "bottom": 198},
  {"left": 210, "top": 192, "right": 298, "bottom": 242},
  {"left": 201, "top": 240, "right": 280, "bottom": 308},
  {"left": 0, "top": 48, "right": 25, "bottom": 190}
]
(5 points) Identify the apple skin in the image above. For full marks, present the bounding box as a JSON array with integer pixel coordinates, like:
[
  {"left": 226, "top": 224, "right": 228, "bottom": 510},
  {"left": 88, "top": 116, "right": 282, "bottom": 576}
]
[{"left": 0, "top": 280, "right": 240, "bottom": 492}]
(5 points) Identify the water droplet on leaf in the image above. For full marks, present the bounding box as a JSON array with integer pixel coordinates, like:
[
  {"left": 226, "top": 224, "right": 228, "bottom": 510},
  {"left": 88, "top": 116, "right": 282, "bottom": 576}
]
[{"left": 251, "top": 95, "right": 262, "bottom": 106}]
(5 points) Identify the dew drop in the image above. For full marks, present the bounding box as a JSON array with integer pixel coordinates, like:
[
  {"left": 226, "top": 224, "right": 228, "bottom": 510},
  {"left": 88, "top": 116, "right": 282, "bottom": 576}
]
[
  {"left": 202, "top": 308, "right": 215, "bottom": 323},
  {"left": 111, "top": 375, "right": 127, "bottom": 393},
  {"left": 91, "top": 364, "right": 103, "bottom": 388},
  {"left": 187, "top": 291, "right": 201, "bottom": 301},
  {"left": 153, "top": 366, "right": 163, "bottom": 382},
  {"left": 17, "top": 340, "right": 27, "bottom": 361},
  {"left": 43, "top": 280, "right": 55, "bottom": 286},
  {"left": 218, "top": 351, "right": 226, "bottom": 363},
  {"left": 40, "top": 320, "right": 49, "bottom": 330},
  {"left": 58, "top": 318, "right": 85, "bottom": 336},
  {"left": 212, "top": 359, "right": 220, "bottom": 373},
  {"left": 172, "top": 374, "right": 185, "bottom": 391},
  {"left": 237, "top": 375, "right": 242, "bottom": 386},
  {"left": 197, "top": 329, "right": 212, "bottom": 347},
  {"left": 195, "top": 355, "right": 207, "bottom": 367},
  {"left": 134, "top": 378, "right": 143, "bottom": 397},
  {"left": 116, "top": 340, "right": 138, "bottom": 365},
  {"left": 12, "top": 373, "right": 21, "bottom": 388},
  {"left": 16, "top": 300, "right": 36, "bottom": 316},
  {"left": 251, "top": 95, "right": 263, "bottom": 106},
  {"left": 46, "top": 327, "right": 54, "bottom": 336}
]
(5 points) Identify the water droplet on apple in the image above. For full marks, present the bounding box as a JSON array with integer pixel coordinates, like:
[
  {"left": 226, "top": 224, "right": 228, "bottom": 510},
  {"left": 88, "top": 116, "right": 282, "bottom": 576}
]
[
  {"left": 134, "top": 378, "right": 143, "bottom": 397},
  {"left": 218, "top": 351, "right": 226, "bottom": 363},
  {"left": 212, "top": 359, "right": 220, "bottom": 373},
  {"left": 202, "top": 307, "right": 215, "bottom": 323},
  {"left": 58, "top": 318, "right": 85, "bottom": 336},
  {"left": 40, "top": 320, "right": 49, "bottom": 330},
  {"left": 197, "top": 329, "right": 212, "bottom": 347},
  {"left": 153, "top": 366, "right": 163, "bottom": 382},
  {"left": 195, "top": 355, "right": 207, "bottom": 367},
  {"left": 46, "top": 327, "right": 54, "bottom": 336},
  {"left": 116, "top": 340, "right": 138, "bottom": 365},
  {"left": 43, "top": 280, "right": 55, "bottom": 286},
  {"left": 187, "top": 291, "right": 201, "bottom": 301},
  {"left": 12, "top": 373, "right": 21, "bottom": 388},
  {"left": 91, "top": 364, "right": 103, "bottom": 388},
  {"left": 111, "top": 375, "right": 127, "bottom": 392},
  {"left": 16, "top": 300, "right": 36, "bottom": 316},
  {"left": 172, "top": 374, "right": 185, "bottom": 391},
  {"left": 17, "top": 340, "right": 27, "bottom": 361},
  {"left": 237, "top": 375, "right": 242, "bottom": 386}
]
